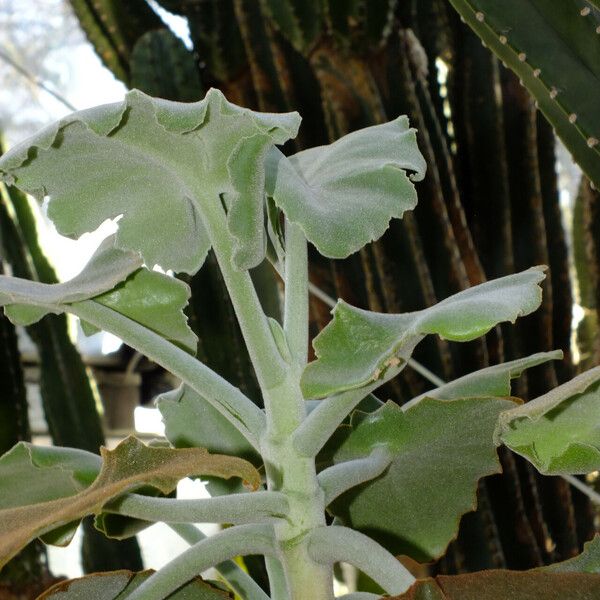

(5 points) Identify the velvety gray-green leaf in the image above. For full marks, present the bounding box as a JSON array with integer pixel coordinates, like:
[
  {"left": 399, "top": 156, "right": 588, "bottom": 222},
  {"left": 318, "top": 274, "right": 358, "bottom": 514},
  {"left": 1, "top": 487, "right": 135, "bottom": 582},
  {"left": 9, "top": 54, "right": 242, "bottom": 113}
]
[
  {"left": 0, "top": 88, "right": 300, "bottom": 274},
  {"left": 266, "top": 117, "right": 426, "bottom": 259},
  {"left": 90, "top": 268, "right": 197, "bottom": 354},
  {"left": 302, "top": 267, "right": 546, "bottom": 399},
  {"left": 497, "top": 367, "right": 600, "bottom": 474},
  {"left": 329, "top": 398, "right": 515, "bottom": 561},
  {"left": 226, "top": 132, "right": 271, "bottom": 269},
  {"left": 157, "top": 384, "right": 260, "bottom": 464},
  {"left": 404, "top": 350, "right": 563, "bottom": 409},
  {"left": 0, "top": 235, "right": 142, "bottom": 324}
]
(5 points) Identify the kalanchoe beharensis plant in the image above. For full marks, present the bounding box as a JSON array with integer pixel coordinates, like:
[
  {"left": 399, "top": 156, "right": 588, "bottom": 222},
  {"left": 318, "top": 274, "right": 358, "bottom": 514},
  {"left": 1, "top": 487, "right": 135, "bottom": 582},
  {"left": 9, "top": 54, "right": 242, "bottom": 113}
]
[{"left": 1, "top": 88, "right": 600, "bottom": 600}]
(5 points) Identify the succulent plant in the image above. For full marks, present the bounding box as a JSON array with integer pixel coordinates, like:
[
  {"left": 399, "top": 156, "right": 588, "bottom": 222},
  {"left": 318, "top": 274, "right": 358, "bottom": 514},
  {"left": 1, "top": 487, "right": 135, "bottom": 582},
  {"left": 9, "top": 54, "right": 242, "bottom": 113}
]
[{"left": 60, "top": 0, "right": 600, "bottom": 576}]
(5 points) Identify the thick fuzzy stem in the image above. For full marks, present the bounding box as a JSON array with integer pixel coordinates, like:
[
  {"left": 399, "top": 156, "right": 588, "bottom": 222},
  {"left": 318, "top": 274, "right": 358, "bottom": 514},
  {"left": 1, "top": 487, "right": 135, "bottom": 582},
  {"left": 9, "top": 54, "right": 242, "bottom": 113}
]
[
  {"left": 200, "top": 209, "right": 333, "bottom": 598},
  {"left": 308, "top": 526, "right": 415, "bottom": 595},
  {"left": 284, "top": 220, "right": 309, "bottom": 366},
  {"left": 318, "top": 448, "right": 392, "bottom": 506},
  {"left": 68, "top": 300, "right": 265, "bottom": 447},
  {"left": 293, "top": 362, "right": 406, "bottom": 458},
  {"left": 200, "top": 199, "right": 287, "bottom": 392}
]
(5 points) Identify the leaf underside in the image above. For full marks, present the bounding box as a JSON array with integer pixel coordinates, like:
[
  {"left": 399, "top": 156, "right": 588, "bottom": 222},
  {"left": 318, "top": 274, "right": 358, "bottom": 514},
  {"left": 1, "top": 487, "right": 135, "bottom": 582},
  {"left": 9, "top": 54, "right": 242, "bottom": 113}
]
[
  {"left": 390, "top": 571, "right": 600, "bottom": 600},
  {"left": 390, "top": 537, "right": 600, "bottom": 598},
  {"left": 0, "top": 235, "right": 141, "bottom": 324},
  {"left": 0, "top": 436, "right": 260, "bottom": 568}
]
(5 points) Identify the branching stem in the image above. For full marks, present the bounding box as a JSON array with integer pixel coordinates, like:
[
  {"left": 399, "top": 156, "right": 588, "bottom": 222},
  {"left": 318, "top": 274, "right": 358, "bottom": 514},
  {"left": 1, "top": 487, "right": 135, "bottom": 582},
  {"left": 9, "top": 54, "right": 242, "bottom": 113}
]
[
  {"left": 168, "top": 524, "right": 271, "bottom": 600},
  {"left": 293, "top": 362, "right": 405, "bottom": 458},
  {"left": 68, "top": 300, "right": 265, "bottom": 448}
]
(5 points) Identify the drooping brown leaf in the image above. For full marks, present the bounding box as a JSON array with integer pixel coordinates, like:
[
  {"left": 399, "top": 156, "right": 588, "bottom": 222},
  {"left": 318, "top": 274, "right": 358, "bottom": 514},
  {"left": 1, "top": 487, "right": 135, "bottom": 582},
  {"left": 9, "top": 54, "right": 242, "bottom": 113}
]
[{"left": 0, "top": 436, "right": 259, "bottom": 568}]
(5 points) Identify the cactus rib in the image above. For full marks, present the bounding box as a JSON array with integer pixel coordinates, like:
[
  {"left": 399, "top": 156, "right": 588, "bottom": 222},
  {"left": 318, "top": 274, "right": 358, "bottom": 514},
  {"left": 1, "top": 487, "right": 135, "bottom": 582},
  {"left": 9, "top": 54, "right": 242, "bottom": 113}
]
[
  {"left": 446, "top": 0, "right": 600, "bottom": 189},
  {"left": 131, "top": 29, "right": 203, "bottom": 102}
]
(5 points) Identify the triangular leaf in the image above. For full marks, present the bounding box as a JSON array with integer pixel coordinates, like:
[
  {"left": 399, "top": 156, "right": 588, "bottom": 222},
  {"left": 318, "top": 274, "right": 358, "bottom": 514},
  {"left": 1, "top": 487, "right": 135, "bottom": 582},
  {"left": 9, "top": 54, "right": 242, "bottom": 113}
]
[
  {"left": 38, "top": 569, "right": 230, "bottom": 599},
  {"left": 302, "top": 267, "right": 546, "bottom": 399},
  {"left": 496, "top": 366, "right": 600, "bottom": 474},
  {"left": 0, "top": 436, "right": 260, "bottom": 568},
  {"left": 0, "top": 89, "right": 300, "bottom": 274},
  {"left": 90, "top": 268, "right": 197, "bottom": 354},
  {"left": 266, "top": 117, "right": 426, "bottom": 259},
  {"left": 329, "top": 397, "right": 515, "bottom": 561}
]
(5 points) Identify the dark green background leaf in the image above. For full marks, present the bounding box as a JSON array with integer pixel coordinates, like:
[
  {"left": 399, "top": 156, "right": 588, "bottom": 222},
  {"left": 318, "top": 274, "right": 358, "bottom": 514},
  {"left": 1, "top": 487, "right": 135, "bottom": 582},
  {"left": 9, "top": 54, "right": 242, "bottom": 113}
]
[{"left": 37, "top": 569, "right": 230, "bottom": 599}]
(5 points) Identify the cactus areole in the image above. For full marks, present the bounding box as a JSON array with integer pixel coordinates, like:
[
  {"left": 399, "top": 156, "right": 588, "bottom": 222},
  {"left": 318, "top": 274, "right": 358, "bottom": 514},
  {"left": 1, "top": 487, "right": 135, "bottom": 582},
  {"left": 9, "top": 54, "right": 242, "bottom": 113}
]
[{"left": 0, "top": 89, "right": 599, "bottom": 599}]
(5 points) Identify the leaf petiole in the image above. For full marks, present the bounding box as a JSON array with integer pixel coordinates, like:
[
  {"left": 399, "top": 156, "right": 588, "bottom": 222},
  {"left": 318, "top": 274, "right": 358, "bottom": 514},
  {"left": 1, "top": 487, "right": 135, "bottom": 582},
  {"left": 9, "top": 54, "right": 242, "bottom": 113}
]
[
  {"left": 307, "top": 526, "right": 415, "bottom": 595},
  {"left": 168, "top": 523, "right": 271, "bottom": 600},
  {"left": 126, "top": 523, "right": 278, "bottom": 600},
  {"left": 104, "top": 491, "right": 289, "bottom": 525},
  {"left": 67, "top": 300, "right": 266, "bottom": 448},
  {"left": 318, "top": 448, "right": 392, "bottom": 506}
]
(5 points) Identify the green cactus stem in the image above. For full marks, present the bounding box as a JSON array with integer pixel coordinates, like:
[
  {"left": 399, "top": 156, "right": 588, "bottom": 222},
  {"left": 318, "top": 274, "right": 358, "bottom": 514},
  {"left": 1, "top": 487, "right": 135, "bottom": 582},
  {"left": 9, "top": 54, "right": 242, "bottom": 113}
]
[
  {"left": 131, "top": 29, "right": 203, "bottom": 101},
  {"left": 446, "top": 0, "right": 600, "bottom": 189},
  {"left": 69, "top": 0, "right": 163, "bottom": 84}
]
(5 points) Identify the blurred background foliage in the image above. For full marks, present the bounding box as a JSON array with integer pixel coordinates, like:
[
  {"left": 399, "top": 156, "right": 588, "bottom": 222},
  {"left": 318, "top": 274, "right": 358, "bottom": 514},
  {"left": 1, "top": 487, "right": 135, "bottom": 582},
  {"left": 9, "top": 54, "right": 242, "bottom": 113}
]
[{"left": 0, "top": 0, "right": 599, "bottom": 596}]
